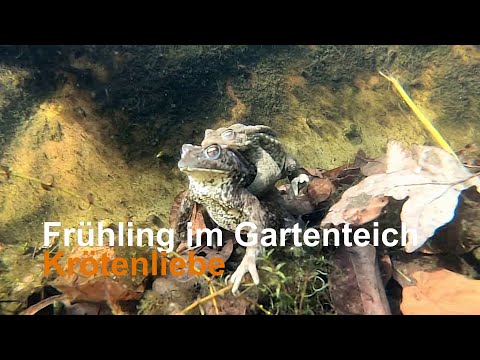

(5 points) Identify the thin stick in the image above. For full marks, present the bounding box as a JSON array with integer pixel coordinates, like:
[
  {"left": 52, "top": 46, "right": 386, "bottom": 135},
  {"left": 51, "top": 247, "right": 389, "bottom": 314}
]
[
  {"left": 20, "top": 295, "right": 65, "bottom": 315},
  {"left": 379, "top": 71, "right": 458, "bottom": 160},
  {"left": 394, "top": 268, "right": 413, "bottom": 284},
  {"left": 177, "top": 284, "right": 233, "bottom": 315},
  {"left": 1, "top": 166, "right": 95, "bottom": 209},
  {"left": 243, "top": 297, "right": 272, "bottom": 315},
  {"left": 209, "top": 283, "right": 220, "bottom": 315}
]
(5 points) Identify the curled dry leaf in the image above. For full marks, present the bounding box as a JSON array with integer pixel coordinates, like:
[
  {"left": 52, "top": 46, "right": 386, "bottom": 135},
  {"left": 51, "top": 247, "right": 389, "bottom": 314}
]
[
  {"left": 306, "top": 177, "right": 335, "bottom": 205},
  {"left": 391, "top": 251, "right": 477, "bottom": 288},
  {"left": 360, "top": 156, "right": 387, "bottom": 176},
  {"left": 277, "top": 175, "right": 335, "bottom": 217},
  {"left": 330, "top": 245, "right": 391, "bottom": 315},
  {"left": 322, "top": 141, "right": 480, "bottom": 252},
  {"left": 456, "top": 143, "right": 479, "bottom": 167},
  {"left": 169, "top": 191, "right": 188, "bottom": 230},
  {"left": 321, "top": 150, "right": 368, "bottom": 186},
  {"left": 305, "top": 168, "right": 325, "bottom": 178},
  {"left": 171, "top": 191, "right": 213, "bottom": 253},
  {"left": 54, "top": 277, "right": 142, "bottom": 307},
  {"left": 401, "top": 269, "right": 480, "bottom": 315},
  {"left": 194, "top": 235, "right": 234, "bottom": 263},
  {"left": 340, "top": 195, "right": 389, "bottom": 226}
]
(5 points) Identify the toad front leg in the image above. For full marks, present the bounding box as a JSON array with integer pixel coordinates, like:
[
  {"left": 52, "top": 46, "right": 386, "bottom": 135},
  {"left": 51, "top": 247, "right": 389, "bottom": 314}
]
[
  {"left": 230, "top": 240, "right": 262, "bottom": 294},
  {"left": 229, "top": 190, "right": 267, "bottom": 294}
]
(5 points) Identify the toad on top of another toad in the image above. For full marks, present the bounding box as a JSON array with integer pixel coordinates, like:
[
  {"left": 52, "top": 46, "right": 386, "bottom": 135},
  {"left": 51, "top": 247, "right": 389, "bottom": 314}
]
[{"left": 201, "top": 123, "right": 306, "bottom": 196}]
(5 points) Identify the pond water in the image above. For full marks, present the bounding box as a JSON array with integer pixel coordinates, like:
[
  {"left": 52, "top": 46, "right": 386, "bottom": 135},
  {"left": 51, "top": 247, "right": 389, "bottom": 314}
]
[{"left": 0, "top": 45, "right": 479, "bottom": 314}]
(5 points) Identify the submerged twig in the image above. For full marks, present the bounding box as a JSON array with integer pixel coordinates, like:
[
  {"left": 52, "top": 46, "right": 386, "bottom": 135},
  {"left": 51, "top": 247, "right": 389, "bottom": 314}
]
[
  {"left": 0, "top": 164, "right": 97, "bottom": 210},
  {"left": 20, "top": 295, "right": 65, "bottom": 315},
  {"left": 379, "top": 70, "right": 458, "bottom": 160},
  {"left": 177, "top": 284, "right": 233, "bottom": 315}
]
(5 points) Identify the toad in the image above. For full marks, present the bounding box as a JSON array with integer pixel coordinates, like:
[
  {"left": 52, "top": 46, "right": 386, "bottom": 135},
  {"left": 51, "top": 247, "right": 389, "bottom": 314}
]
[
  {"left": 201, "top": 123, "right": 308, "bottom": 196},
  {"left": 177, "top": 143, "right": 293, "bottom": 293}
]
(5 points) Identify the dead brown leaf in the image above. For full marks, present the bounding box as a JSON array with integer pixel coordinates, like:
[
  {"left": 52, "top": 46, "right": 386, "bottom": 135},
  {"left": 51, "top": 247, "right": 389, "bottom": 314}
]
[
  {"left": 169, "top": 190, "right": 188, "bottom": 230},
  {"left": 323, "top": 165, "right": 362, "bottom": 186},
  {"left": 457, "top": 143, "right": 480, "bottom": 167},
  {"left": 171, "top": 191, "right": 215, "bottom": 254},
  {"left": 401, "top": 269, "right": 480, "bottom": 315},
  {"left": 360, "top": 156, "right": 387, "bottom": 176},
  {"left": 330, "top": 245, "right": 391, "bottom": 315},
  {"left": 306, "top": 177, "right": 335, "bottom": 205},
  {"left": 194, "top": 235, "right": 234, "bottom": 263},
  {"left": 391, "top": 252, "right": 477, "bottom": 288},
  {"left": 54, "top": 277, "right": 142, "bottom": 309},
  {"left": 305, "top": 168, "right": 324, "bottom": 178},
  {"left": 340, "top": 195, "right": 389, "bottom": 226},
  {"left": 322, "top": 141, "right": 480, "bottom": 252}
]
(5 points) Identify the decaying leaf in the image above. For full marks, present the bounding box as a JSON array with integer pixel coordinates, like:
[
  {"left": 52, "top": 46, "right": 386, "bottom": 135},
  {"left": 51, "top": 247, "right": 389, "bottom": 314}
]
[
  {"left": 360, "top": 156, "right": 387, "bottom": 176},
  {"left": 171, "top": 191, "right": 214, "bottom": 254},
  {"left": 304, "top": 168, "right": 325, "bottom": 178},
  {"left": 401, "top": 269, "right": 480, "bottom": 315},
  {"left": 456, "top": 143, "right": 479, "bottom": 167},
  {"left": 277, "top": 175, "right": 335, "bottom": 217},
  {"left": 54, "top": 277, "right": 142, "bottom": 311},
  {"left": 338, "top": 195, "right": 389, "bottom": 226},
  {"left": 174, "top": 234, "right": 234, "bottom": 283},
  {"left": 322, "top": 141, "right": 480, "bottom": 252},
  {"left": 306, "top": 177, "right": 335, "bottom": 205},
  {"left": 169, "top": 191, "right": 188, "bottom": 230},
  {"left": 323, "top": 165, "right": 361, "bottom": 187},
  {"left": 330, "top": 245, "right": 391, "bottom": 315},
  {"left": 320, "top": 150, "right": 367, "bottom": 186},
  {"left": 390, "top": 252, "right": 477, "bottom": 288},
  {"left": 194, "top": 235, "right": 234, "bottom": 263}
]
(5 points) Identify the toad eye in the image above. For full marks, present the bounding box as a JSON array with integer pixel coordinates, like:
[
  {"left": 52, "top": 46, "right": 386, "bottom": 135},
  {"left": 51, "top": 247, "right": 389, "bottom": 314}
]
[
  {"left": 205, "top": 145, "right": 221, "bottom": 160},
  {"left": 221, "top": 129, "right": 235, "bottom": 140}
]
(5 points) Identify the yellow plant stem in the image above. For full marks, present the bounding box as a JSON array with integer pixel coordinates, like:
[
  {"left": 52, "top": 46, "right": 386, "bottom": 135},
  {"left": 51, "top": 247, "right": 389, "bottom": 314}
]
[
  {"left": 209, "top": 283, "right": 220, "bottom": 315},
  {"left": 1, "top": 165, "right": 96, "bottom": 208},
  {"left": 170, "top": 250, "right": 220, "bottom": 311},
  {"left": 379, "top": 71, "right": 458, "bottom": 159},
  {"left": 177, "top": 284, "right": 233, "bottom": 315}
]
